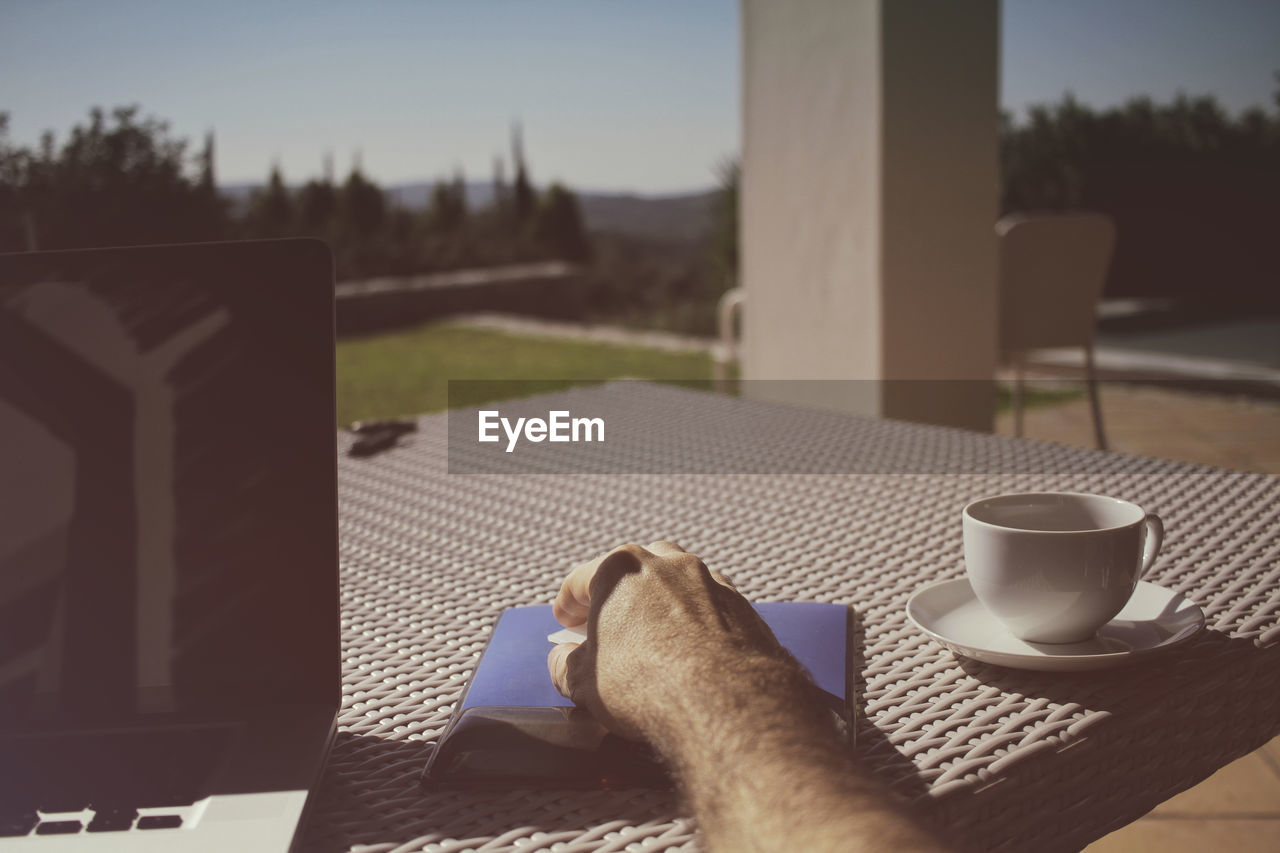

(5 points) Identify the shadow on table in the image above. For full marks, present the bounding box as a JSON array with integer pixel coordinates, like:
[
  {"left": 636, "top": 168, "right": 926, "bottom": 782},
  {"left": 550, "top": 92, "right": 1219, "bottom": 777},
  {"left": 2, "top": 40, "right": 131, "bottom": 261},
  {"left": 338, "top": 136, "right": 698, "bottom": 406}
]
[
  {"left": 298, "top": 729, "right": 683, "bottom": 851},
  {"left": 851, "top": 609, "right": 936, "bottom": 807},
  {"left": 298, "top": 633, "right": 1280, "bottom": 852},
  {"left": 299, "top": 615, "right": 939, "bottom": 852},
  {"left": 930, "top": 629, "right": 1280, "bottom": 852}
]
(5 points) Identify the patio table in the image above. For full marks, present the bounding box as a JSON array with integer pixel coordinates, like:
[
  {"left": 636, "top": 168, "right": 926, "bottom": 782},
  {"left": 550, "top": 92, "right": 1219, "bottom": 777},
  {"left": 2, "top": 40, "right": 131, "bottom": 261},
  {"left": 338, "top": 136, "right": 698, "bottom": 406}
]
[{"left": 303, "top": 381, "right": 1280, "bottom": 852}]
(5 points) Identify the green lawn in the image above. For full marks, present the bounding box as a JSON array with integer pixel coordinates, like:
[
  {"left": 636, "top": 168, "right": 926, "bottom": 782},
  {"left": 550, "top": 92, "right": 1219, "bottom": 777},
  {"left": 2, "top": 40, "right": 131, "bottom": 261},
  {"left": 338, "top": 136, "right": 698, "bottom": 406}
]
[
  {"left": 335, "top": 321, "right": 719, "bottom": 425},
  {"left": 996, "top": 383, "right": 1086, "bottom": 412},
  {"left": 335, "top": 320, "right": 1082, "bottom": 427}
]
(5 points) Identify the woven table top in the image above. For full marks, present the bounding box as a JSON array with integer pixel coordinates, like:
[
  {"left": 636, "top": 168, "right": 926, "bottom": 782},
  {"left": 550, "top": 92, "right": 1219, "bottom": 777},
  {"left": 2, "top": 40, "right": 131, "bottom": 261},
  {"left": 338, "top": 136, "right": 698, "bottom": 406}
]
[{"left": 304, "top": 382, "right": 1280, "bottom": 853}]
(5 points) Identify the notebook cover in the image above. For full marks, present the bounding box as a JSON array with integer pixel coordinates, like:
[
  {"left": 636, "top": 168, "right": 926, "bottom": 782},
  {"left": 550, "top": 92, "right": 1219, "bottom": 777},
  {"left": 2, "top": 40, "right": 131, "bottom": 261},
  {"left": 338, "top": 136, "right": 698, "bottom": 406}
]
[{"left": 422, "top": 602, "right": 855, "bottom": 789}]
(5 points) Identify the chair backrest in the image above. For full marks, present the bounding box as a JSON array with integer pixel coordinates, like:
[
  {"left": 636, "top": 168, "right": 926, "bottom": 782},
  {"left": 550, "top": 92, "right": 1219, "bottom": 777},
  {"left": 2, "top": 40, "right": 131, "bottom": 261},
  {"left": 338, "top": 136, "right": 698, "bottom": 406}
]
[{"left": 996, "top": 213, "right": 1116, "bottom": 354}]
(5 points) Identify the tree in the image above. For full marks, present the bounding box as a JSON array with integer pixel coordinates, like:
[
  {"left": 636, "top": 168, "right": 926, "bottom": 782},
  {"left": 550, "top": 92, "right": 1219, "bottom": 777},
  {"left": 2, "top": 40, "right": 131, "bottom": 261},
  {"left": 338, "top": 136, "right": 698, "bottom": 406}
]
[
  {"left": 296, "top": 177, "right": 337, "bottom": 236},
  {"left": 1000, "top": 84, "right": 1280, "bottom": 306},
  {"left": 531, "top": 182, "right": 589, "bottom": 261},
  {"left": 427, "top": 169, "right": 468, "bottom": 233},
  {"left": 0, "top": 105, "right": 227, "bottom": 252},
  {"left": 339, "top": 165, "right": 385, "bottom": 238},
  {"left": 511, "top": 122, "right": 535, "bottom": 226},
  {"left": 491, "top": 154, "right": 509, "bottom": 220},
  {"left": 0, "top": 113, "right": 32, "bottom": 248},
  {"left": 199, "top": 131, "right": 216, "bottom": 191},
  {"left": 709, "top": 157, "right": 739, "bottom": 290},
  {"left": 245, "top": 163, "right": 293, "bottom": 237}
]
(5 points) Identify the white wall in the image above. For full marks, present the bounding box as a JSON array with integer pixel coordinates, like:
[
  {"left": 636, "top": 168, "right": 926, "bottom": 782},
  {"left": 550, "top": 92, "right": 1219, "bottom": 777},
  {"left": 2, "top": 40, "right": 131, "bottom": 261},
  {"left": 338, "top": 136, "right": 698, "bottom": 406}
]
[{"left": 740, "top": 0, "right": 1000, "bottom": 431}]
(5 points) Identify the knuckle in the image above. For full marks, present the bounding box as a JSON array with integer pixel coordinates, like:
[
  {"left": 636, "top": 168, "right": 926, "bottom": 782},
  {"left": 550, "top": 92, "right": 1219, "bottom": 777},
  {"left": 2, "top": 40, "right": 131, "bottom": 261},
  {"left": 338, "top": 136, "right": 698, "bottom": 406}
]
[
  {"left": 667, "top": 553, "right": 708, "bottom": 575},
  {"left": 710, "top": 569, "right": 738, "bottom": 589},
  {"left": 564, "top": 646, "right": 593, "bottom": 702},
  {"left": 550, "top": 642, "right": 586, "bottom": 697},
  {"left": 594, "top": 546, "right": 646, "bottom": 585}
]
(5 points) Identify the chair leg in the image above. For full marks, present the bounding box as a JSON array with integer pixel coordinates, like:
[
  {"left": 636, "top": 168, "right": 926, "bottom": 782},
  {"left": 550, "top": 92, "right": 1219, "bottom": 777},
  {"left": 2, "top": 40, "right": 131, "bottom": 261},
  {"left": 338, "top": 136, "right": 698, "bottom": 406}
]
[
  {"left": 1084, "top": 343, "right": 1108, "bottom": 451},
  {"left": 1013, "top": 357, "right": 1025, "bottom": 439},
  {"left": 712, "top": 349, "right": 728, "bottom": 394}
]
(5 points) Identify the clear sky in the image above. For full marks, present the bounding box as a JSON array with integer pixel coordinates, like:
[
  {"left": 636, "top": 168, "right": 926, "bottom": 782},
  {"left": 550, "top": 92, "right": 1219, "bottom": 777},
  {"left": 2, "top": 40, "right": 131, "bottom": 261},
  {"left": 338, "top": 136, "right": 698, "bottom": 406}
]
[{"left": 2, "top": 1, "right": 1277, "bottom": 194}]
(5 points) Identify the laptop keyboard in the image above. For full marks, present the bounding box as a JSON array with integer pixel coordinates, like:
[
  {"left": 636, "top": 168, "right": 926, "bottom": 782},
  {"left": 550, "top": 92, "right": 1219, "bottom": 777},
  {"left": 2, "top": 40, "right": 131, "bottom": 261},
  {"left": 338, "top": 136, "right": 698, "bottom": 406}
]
[{"left": 0, "top": 726, "right": 230, "bottom": 837}]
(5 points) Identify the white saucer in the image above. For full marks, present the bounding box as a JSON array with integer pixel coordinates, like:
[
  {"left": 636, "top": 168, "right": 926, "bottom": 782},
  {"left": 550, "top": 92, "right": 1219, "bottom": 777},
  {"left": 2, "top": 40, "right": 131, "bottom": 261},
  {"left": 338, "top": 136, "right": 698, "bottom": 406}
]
[{"left": 906, "top": 578, "right": 1205, "bottom": 672}]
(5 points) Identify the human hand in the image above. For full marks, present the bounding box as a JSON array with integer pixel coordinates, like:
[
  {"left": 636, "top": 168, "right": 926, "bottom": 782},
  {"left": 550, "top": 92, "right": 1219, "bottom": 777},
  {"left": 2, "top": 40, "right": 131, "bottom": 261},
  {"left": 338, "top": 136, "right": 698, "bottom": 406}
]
[
  {"left": 546, "top": 541, "right": 793, "bottom": 741},
  {"left": 546, "top": 544, "right": 949, "bottom": 853}
]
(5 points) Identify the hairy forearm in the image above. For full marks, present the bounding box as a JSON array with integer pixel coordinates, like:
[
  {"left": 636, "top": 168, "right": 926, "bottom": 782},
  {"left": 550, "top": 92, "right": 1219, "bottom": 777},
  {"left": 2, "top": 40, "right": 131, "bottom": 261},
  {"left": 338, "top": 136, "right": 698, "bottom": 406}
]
[{"left": 647, "top": 654, "right": 946, "bottom": 853}]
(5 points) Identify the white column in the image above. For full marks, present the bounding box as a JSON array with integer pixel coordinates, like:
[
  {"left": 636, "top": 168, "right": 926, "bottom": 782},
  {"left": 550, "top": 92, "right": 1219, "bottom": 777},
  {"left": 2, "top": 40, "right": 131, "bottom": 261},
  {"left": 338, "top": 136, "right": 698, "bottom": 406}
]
[{"left": 740, "top": 0, "right": 1000, "bottom": 432}]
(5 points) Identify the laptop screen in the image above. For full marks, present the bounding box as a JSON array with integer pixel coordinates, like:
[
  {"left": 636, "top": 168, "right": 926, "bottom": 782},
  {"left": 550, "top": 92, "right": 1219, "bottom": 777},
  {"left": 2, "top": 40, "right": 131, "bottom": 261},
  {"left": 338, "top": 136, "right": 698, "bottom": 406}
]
[{"left": 0, "top": 240, "right": 338, "bottom": 724}]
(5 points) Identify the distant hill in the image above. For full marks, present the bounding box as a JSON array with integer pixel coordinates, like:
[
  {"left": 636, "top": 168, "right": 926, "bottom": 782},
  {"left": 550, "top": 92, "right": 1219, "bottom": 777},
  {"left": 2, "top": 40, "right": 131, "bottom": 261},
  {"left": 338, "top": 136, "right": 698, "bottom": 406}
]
[
  {"left": 219, "top": 182, "right": 258, "bottom": 212},
  {"left": 221, "top": 181, "right": 717, "bottom": 244},
  {"left": 578, "top": 190, "right": 716, "bottom": 243},
  {"left": 382, "top": 181, "right": 494, "bottom": 211}
]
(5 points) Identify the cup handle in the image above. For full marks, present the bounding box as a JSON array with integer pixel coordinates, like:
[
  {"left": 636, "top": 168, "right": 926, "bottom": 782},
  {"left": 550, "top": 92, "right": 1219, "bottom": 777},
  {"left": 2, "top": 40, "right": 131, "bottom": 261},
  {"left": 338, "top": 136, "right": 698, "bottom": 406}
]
[{"left": 1139, "top": 513, "right": 1164, "bottom": 578}]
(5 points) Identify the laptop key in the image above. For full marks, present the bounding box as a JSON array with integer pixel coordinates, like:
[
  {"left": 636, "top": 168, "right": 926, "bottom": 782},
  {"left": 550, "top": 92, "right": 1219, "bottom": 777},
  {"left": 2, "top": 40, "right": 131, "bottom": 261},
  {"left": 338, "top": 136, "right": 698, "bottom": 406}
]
[
  {"left": 2, "top": 726, "right": 226, "bottom": 817},
  {"left": 0, "top": 811, "right": 39, "bottom": 837},
  {"left": 35, "top": 820, "right": 83, "bottom": 835},
  {"left": 137, "top": 814, "right": 183, "bottom": 830}
]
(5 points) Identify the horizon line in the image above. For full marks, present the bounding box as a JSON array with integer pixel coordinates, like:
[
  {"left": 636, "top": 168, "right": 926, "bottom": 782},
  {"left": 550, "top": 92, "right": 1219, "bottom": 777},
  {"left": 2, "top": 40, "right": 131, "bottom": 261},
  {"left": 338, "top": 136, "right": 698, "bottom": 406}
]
[{"left": 216, "top": 178, "right": 721, "bottom": 197}]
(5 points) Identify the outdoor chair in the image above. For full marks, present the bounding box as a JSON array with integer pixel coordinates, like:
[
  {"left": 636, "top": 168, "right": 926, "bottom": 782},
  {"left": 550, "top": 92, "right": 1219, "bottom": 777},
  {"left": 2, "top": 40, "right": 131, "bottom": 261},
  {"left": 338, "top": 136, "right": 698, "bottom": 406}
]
[
  {"left": 713, "top": 286, "right": 744, "bottom": 393},
  {"left": 996, "top": 213, "right": 1116, "bottom": 450}
]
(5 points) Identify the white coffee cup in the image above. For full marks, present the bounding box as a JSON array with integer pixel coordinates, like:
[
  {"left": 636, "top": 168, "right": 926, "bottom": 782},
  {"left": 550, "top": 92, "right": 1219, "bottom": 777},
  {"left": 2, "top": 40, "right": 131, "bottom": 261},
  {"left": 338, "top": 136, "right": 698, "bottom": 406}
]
[{"left": 962, "top": 492, "right": 1164, "bottom": 644}]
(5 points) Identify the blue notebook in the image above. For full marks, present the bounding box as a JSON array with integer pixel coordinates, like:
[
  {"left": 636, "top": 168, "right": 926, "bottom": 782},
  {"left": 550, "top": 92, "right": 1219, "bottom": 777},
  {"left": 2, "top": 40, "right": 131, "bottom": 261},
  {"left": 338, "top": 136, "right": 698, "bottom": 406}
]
[{"left": 422, "top": 602, "right": 855, "bottom": 789}]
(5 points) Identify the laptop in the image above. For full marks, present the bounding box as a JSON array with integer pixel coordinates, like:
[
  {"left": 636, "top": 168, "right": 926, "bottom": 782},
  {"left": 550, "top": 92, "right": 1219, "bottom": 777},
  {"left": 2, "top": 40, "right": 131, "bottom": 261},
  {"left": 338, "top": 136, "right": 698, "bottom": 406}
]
[{"left": 0, "top": 240, "right": 339, "bottom": 850}]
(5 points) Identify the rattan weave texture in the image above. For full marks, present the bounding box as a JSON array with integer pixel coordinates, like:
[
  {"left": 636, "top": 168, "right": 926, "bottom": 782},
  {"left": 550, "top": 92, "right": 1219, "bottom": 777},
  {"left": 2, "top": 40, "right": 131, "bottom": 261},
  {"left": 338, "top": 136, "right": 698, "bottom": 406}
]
[{"left": 304, "top": 382, "right": 1280, "bottom": 853}]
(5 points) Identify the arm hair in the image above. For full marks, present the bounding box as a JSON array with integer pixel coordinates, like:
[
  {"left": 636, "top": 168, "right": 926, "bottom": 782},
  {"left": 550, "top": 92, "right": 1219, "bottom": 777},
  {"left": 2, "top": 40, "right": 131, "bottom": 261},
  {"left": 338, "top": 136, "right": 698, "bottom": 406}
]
[{"left": 648, "top": 653, "right": 947, "bottom": 853}]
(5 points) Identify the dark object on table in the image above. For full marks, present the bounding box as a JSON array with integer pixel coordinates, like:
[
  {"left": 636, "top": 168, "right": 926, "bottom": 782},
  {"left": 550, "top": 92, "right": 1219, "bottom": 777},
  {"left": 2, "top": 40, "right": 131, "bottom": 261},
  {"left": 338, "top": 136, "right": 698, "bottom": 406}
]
[{"left": 348, "top": 418, "right": 418, "bottom": 457}]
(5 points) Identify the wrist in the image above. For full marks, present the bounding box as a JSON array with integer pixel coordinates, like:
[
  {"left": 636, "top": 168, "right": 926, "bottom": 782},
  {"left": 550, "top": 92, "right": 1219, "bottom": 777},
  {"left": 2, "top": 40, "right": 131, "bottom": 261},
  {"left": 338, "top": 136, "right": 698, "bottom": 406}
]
[
  {"left": 639, "top": 652, "right": 943, "bottom": 852},
  {"left": 646, "top": 649, "right": 843, "bottom": 772}
]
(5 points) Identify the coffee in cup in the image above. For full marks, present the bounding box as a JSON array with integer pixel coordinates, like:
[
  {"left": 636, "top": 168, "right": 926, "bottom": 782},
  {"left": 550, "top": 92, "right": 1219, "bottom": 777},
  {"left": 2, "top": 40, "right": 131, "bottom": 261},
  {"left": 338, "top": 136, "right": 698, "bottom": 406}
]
[{"left": 962, "top": 492, "right": 1164, "bottom": 644}]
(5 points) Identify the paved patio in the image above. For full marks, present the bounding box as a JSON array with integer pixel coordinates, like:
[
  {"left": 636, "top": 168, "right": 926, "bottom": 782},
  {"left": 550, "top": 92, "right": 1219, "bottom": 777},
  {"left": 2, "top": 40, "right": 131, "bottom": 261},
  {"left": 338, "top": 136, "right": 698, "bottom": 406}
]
[{"left": 997, "top": 381, "right": 1280, "bottom": 476}]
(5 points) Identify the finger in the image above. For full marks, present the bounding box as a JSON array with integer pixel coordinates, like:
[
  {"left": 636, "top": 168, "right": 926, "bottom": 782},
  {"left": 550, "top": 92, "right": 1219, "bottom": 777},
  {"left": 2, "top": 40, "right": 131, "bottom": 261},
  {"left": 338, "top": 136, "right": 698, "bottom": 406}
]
[
  {"left": 709, "top": 568, "right": 738, "bottom": 591},
  {"left": 547, "top": 642, "right": 580, "bottom": 697},
  {"left": 553, "top": 544, "right": 647, "bottom": 627},
  {"left": 645, "top": 540, "right": 687, "bottom": 557},
  {"left": 552, "top": 559, "right": 598, "bottom": 627},
  {"left": 647, "top": 541, "right": 735, "bottom": 591}
]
